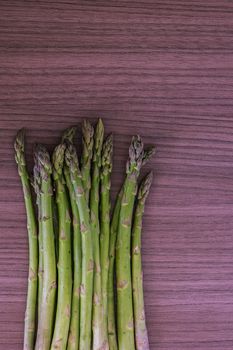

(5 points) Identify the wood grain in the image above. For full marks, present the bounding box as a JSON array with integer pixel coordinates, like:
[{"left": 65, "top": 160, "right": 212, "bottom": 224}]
[{"left": 1, "top": 1, "right": 233, "bottom": 349}]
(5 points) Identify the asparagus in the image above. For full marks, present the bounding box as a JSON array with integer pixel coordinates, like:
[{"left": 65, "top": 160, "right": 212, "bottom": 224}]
[
  {"left": 51, "top": 143, "right": 72, "bottom": 349},
  {"left": 90, "top": 119, "right": 109, "bottom": 350},
  {"left": 33, "top": 160, "right": 43, "bottom": 319},
  {"left": 51, "top": 134, "right": 67, "bottom": 264},
  {"left": 52, "top": 194, "right": 59, "bottom": 262},
  {"left": 60, "top": 128, "right": 77, "bottom": 251},
  {"left": 100, "top": 135, "right": 113, "bottom": 330},
  {"left": 107, "top": 141, "right": 155, "bottom": 350},
  {"left": 116, "top": 136, "right": 154, "bottom": 350},
  {"left": 81, "top": 119, "right": 94, "bottom": 204},
  {"left": 63, "top": 127, "right": 82, "bottom": 350},
  {"left": 132, "top": 172, "right": 153, "bottom": 350},
  {"left": 65, "top": 143, "right": 94, "bottom": 350},
  {"left": 14, "top": 130, "right": 38, "bottom": 350},
  {"left": 116, "top": 136, "right": 142, "bottom": 350},
  {"left": 34, "top": 145, "right": 57, "bottom": 350},
  {"left": 142, "top": 148, "right": 155, "bottom": 166},
  {"left": 65, "top": 164, "right": 82, "bottom": 350},
  {"left": 62, "top": 126, "right": 77, "bottom": 144},
  {"left": 107, "top": 188, "right": 123, "bottom": 350},
  {"left": 16, "top": 124, "right": 154, "bottom": 350}
]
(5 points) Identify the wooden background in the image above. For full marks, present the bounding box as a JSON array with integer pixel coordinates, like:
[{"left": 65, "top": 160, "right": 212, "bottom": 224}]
[{"left": 1, "top": 1, "right": 233, "bottom": 349}]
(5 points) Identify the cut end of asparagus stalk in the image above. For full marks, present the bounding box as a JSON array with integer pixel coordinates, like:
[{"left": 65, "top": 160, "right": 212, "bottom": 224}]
[
  {"left": 126, "top": 135, "right": 144, "bottom": 175},
  {"left": 62, "top": 126, "right": 77, "bottom": 144},
  {"left": 138, "top": 171, "right": 153, "bottom": 203},
  {"left": 101, "top": 134, "right": 113, "bottom": 175},
  {"left": 14, "top": 129, "right": 26, "bottom": 169},
  {"left": 34, "top": 144, "right": 52, "bottom": 181},
  {"left": 52, "top": 143, "right": 66, "bottom": 179}
]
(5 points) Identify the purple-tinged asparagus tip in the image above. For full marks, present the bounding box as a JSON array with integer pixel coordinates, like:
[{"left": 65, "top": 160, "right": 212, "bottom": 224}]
[
  {"left": 126, "top": 135, "right": 144, "bottom": 174},
  {"left": 34, "top": 144, "right": 52, "bottom": 180}
]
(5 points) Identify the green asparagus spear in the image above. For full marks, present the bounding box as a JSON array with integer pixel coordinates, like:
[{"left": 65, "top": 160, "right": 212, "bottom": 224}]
[
  {"left": 57, "top": 126, "right": 76, "bottom": 263},
  {"left": 51, "top": 126, "right": 76, "bottom": 265},
  {"left": 14, "top": 130, "right": 38, "bottom": 350},
  {"left": 116, "top": 136, "right": 155, "bottom": 350},
  {"left": 100, "top": 135, "right": 113, "bottom": 331},
  {"left": 51, "top": 143, "right": 72, "bottom": 349},
  {"left": 63, "top": 127, "right": 82, "bottom": 350},
  {"left": 81, "top": 120, "right": 94, "bottom": 204},
  {"left": 65, "top": 143, "right": 94, "bottom": 350},
  {"left": 34, "top": 145, "right": 57, "bottom": 350},
  {"left": 65, "top": 164, "right": 82, "bottom": 350},
  {"left": 52, "top": 193, "right": 59, "bottom": 262},
  {"left": 107, "top": 188, "right": 123, "bottom": 350},
  {"left": 116, "top": 136, "right": 143, "bottom": 350},
  {"left": 132, "top": 172, "right": 153, "bottom": 350},
  {"left": 33, "top": 160, "right": 43, "bottom": 319},
  {"left": 90, "top": 119, "right": 109, "bottom": 350}
]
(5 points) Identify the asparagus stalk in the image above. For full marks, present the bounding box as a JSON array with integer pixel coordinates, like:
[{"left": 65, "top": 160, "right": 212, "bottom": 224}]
[
  {"left": 107, "top": 188, "right": 123, "bottom": 350},
  {"left": 51, "top": 143, "right": 72, "bottom": 349},
  {"left": 34, "top": 145, "right": 57, "bottom": 350},
  {"left": 65, "top": 143, "right": 94, "bottom": 350},
  {"left": 63, "top": 127, "right": 82, "bottom": 350},
  {"left": 65, "top": 165, "right": 82, "bottom": 350},
  {"left": 14, "top": 130, "right": 38, "bottom": 350},
  {"left": 33, "top": 160, "right": 43, "bottom": 319},
  {"left": 81, "top": 119, "right": 94, "bottom": 204},
  {"left": 116, "top": 136, "right": 155, "bottom": 350},
  {"left": 132, "top": 172, "right": 153, "bottom": 350},
  {"left": 58, "top": 126, "right": 77, "bottom": 262},
  {"left": 100, "top": 135, "right": 113, "bottom": 330},
  {"left": 52, "top": 193, "right": 59, "bottom": 262},
  {"left": 90, "top": 119, "right": 109, "bottom": 350},
  {"left": 57, "top": 128, "right": 77, "bottom": 254},
  {"left": 116, "top": 136, "right": 143, "bottom": 350}
]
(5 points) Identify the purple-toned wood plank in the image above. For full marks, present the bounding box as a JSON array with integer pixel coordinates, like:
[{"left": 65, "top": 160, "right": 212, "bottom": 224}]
[{"left": 1, "top": 1, "right": 233, "bottom": 349}]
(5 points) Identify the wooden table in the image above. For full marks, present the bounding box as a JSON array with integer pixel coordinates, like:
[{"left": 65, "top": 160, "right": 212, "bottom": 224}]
[{"left": 1, "top": 1, "right": 233, "bottom": 349}]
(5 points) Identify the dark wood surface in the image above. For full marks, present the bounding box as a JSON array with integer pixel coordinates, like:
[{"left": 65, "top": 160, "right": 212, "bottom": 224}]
[{"left": 1, "top": 1, "right": 233, "bottom": 349}]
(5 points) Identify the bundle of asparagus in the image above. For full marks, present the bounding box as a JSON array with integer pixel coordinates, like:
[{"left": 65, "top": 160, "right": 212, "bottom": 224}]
[{"left": 14, "top": 119, "right": 154, "bottom": 350}]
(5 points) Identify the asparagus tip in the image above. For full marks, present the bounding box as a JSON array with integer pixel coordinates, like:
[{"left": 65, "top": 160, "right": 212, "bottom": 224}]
[
  {"left": 138, "top": 171, "right": 153, "bottom": 202},
  {"left": 95, "top": 118, "right": 104, "bottom": 141},
  {"left": 101, "top": 134, "right": 113, "bottom": 174},
  {"left": 142, "top": 146, "right": 156, "bottom": 166},
  {"left": 65, "top": 143, "right": 79, "bottom": 171},
  {"left": 52, "top": 143, "right": 66, "bottom": 178},
  {"left": 14, "top": 128, "right": 25, "bottom": 150},
  {"left": 97, "top": 117, "right": 104, "bottom": 130},
  {"left": 82, "top": 119, "right": 94, "bottom": 156},
  {"left": 14, "top": 129, "right": 26, "bottom": 166},
  {"left": 34, "top": 144, "right": 52, "bottom": 179},
  {"left": 62, "top": 126, "right": 77, "bottom": 144},
  {"left": 105, "top": 133, "right": 113, "bottom": 145},
  {"left": 126, "top": 135, "right": 144, "bottom": 174},
  {"left": 93, "top": 118, "right": 105, "bottom": 160},
  {"left": 82, "top": 119, "right": 94, "bottom": 137}
]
